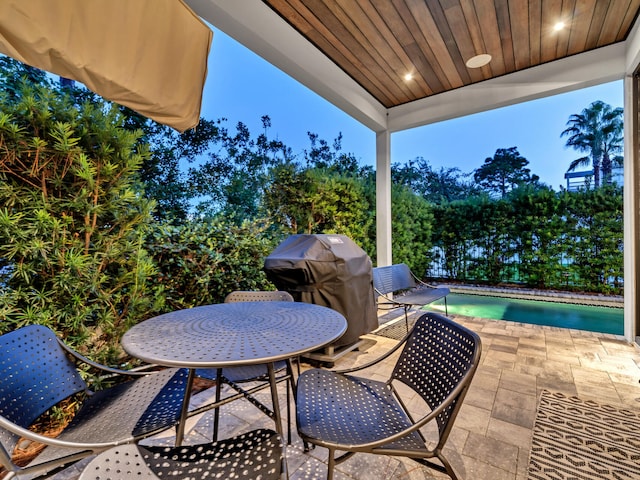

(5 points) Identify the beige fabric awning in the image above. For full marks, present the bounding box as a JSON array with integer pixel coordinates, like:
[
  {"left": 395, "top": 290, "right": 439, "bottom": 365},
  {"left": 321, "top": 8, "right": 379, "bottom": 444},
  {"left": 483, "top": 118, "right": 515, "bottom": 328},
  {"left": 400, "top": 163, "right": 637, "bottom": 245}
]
[{"left": 0, "top": 0, "right": 212, "bottom": 132}]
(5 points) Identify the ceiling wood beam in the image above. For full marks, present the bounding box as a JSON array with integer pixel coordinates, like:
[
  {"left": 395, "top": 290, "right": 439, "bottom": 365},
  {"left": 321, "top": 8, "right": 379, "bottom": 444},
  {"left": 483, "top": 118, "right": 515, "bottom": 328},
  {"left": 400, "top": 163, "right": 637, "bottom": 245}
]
[
  {"left": 388, "top": 43, "right": 626, "bottom": 132},
  {"left": 188, "top": 0, "right": 636, "bottom": 135}
]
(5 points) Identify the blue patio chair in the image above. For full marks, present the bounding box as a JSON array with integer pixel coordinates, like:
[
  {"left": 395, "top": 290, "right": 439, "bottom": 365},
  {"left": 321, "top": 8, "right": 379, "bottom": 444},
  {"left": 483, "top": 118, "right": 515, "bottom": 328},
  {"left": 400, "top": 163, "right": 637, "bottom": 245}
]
[{"left": 0, "top": 324, "right": 189, "bottom": 479}]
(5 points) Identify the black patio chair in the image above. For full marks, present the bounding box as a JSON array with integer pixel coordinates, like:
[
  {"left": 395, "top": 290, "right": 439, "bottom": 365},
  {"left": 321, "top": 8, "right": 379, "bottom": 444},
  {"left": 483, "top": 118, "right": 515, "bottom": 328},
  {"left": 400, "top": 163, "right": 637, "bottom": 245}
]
[
  {"left": 296, "top": 312, "right": 482, "bottom": 480},
  {"left": 373, "top": 263, "right": 450, "bottom": 332},
  {"left": 195, "top": 290, "right": 297, "bottom": 443},
  {"left": 78, "top": 428, "right": 284, "bottom": 480},
  {"left": 0, "top": 324, "right": 189, "bottom": 479}
]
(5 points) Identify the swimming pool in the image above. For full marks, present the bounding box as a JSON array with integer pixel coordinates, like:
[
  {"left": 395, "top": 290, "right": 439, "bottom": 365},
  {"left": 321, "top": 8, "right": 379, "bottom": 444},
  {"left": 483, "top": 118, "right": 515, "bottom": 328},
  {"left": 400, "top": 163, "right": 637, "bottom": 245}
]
[{"left": 428, "top": 293, "right": 623, "bottom": 335}]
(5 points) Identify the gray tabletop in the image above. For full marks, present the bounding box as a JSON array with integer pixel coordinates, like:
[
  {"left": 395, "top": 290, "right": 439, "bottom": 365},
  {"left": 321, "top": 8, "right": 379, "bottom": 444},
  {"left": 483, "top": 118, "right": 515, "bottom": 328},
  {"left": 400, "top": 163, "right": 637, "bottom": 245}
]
[{"left": 122, "top": 301, "right": 347, "bottom": 368}]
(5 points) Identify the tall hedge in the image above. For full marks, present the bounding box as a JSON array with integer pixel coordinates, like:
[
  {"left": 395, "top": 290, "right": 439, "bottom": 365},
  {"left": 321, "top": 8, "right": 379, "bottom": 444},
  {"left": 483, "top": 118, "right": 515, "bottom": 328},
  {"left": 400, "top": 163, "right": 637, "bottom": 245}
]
[
  {"left": 390, "top": 185, "right": 434, "bottom": 276},
  {"left": 562, "top": 186, "right": 623, "bottom": 292},
  {"left": 430, "top": 185, "right": 623, "bottom": 294}
]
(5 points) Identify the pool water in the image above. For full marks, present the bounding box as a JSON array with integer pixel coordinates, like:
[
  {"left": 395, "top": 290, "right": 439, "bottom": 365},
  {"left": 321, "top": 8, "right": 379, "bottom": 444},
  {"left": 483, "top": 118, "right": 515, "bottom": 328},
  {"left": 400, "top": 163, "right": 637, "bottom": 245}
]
[{"left": 428, "top": 293, "right": 623, "bottom": 335}]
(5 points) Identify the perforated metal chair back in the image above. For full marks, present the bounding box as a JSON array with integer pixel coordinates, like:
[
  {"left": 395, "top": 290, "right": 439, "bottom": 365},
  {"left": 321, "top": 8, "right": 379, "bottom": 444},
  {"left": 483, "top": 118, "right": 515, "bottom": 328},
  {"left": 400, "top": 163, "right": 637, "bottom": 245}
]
[
  {"left": 79, "top": 428, "right": 284, "bottom": 480},
  {"left": 224, "top": 290, "right": 294, "bottom": 303},
  {"left": 372, "top": 263, "right": 417, "bottom": 294},
  {"left": 392, "top": 312, "right": 480, "bottom": 436},
  {"left": 296, "top": 312, "right": 481, "bottom": 480},
  {"left": 0, "top": 325, "right": 87, "bottom": 455}
]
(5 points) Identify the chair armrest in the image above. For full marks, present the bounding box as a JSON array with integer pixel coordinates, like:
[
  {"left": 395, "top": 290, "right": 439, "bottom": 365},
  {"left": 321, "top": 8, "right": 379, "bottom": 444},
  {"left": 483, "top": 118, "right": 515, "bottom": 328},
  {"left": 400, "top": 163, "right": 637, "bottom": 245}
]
[
  {"left": 0, "top": 415, "right": 131, "bottom": 450},
  {"left": 373, "top": 288, "right": 405, "bottom": 307},
  {"left": 331, "top": 335, "right": 409, "bottom": 374},
  {"left": 58, "top": 341, "right": 156, "bottom": 377},
  {"left": 408, "top": 269, "right": 441, "bottom": 289}
]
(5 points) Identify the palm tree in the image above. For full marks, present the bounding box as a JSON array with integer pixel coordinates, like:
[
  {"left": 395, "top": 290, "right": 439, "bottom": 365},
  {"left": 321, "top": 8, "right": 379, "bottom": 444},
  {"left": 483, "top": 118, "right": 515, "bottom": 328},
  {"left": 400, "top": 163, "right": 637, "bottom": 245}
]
[{"left": 561, "top": 100, "right": 623, "bottom": 187}]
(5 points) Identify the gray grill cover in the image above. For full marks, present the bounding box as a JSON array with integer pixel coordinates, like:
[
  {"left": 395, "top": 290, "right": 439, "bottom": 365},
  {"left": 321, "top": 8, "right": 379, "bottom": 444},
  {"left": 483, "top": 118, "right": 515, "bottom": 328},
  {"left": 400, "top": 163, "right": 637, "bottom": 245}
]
[{"left": 264, "top": 234, "right": 377, "bottom": 348}]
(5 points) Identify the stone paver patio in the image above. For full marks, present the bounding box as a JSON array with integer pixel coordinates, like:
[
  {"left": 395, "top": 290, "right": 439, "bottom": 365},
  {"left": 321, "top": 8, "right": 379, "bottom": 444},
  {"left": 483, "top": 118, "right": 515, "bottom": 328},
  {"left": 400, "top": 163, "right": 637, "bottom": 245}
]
[{"left": 55, "top": 310, "right": 640, "bottom": 480}]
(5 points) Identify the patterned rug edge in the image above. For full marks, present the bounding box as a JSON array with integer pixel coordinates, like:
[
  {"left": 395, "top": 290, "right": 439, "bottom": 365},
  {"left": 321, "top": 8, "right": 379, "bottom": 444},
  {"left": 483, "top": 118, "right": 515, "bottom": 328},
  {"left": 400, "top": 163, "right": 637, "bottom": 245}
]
[{"left": 526, "top": 389, "right": 640, "bottom": 480}]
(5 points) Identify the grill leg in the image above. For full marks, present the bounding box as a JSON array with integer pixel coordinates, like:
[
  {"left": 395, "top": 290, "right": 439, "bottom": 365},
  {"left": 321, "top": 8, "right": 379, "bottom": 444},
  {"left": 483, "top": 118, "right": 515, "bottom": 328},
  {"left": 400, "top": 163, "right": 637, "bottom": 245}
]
[{"left": 404, "top": 305, "right": 410, "bottom": 333}]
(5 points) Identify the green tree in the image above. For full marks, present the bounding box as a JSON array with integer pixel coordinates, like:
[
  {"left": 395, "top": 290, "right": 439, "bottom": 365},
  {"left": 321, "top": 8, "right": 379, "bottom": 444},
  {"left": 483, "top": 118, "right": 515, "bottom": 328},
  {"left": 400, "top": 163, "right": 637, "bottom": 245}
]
[
  {"left": 303, "top": 132, "right": 370, "bottom": 176},
  {"left": 563, "top": 186, "right": 623, "bottom": 291},
  {"left": 506, "top": 185, "right": 565, "bottom": 288},
  {"left": 0, "top": 55, "right": 50, "bottom": 99},
  {"left": 561, "top": 100, "right": 623, "bottom": 187},
  {"left": 461, "top": 196, "right": 511, "bottom": 283},
  {"left": 0, "top": 80, "right": 160, "bottom": 363},
  {"left": 392, "top": 157, "right": 480, "bottom": 203},
  {"left": 431, "top": 196, "right": 485, "bottom": 282},
  {"left": 188, "top": 116, "right": 293, "bottom": 221},
  {"left": 264, "top": 165, "right": 372, "bottom": 245},
  {"left": 262, "top": 132, "right": 375, "bottom": 256},
  {"left": 473, "top": 147, "right": 539, "bottom": 198},
  {"left": 139, "top": 118, "right": 225, "bottom": 223}
]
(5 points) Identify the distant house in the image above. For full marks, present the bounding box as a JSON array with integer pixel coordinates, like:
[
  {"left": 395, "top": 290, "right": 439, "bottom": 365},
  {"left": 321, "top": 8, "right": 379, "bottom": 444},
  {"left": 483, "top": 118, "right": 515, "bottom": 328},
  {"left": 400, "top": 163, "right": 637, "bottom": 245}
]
[
  {"left": 564, "top": 167, "right": 623, "bottom": 191},
  {"left": 564, "top": 170, "right": 594, "bottom": 191}
]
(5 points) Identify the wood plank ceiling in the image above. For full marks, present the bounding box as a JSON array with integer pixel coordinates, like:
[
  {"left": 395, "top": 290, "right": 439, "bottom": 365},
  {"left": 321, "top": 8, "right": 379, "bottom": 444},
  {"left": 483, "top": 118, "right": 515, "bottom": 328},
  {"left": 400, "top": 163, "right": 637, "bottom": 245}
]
[{"left": 263, "top": 0, "right": 640, "bottom": 108}]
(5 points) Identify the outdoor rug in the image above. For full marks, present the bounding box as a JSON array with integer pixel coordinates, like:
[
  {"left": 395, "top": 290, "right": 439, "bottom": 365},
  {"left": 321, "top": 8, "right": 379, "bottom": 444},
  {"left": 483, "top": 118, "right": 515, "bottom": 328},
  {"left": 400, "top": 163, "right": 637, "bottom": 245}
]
[
  {"left": 527, "top": 390, "right": 640, "bottom": 480},
  {"left": 372, "top": 318, "right": 414, "bottom": 341}
]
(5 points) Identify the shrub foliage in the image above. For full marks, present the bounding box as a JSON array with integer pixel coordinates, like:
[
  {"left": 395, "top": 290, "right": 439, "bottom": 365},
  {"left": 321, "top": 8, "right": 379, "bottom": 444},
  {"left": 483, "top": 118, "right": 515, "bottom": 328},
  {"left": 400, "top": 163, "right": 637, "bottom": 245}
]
[
  {"left": 145, "top": 219, "right": 278, "bottom": 311},
  {"left": 0, "top": 82, "right": 161, "bottom": 362}
]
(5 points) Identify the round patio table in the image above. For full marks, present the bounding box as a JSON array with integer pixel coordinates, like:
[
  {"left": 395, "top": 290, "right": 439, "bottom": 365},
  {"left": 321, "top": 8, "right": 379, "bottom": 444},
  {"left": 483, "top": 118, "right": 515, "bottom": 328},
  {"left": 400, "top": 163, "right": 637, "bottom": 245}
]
[{"left": 122, "top": 301, "right": 347, "bottom": 444}]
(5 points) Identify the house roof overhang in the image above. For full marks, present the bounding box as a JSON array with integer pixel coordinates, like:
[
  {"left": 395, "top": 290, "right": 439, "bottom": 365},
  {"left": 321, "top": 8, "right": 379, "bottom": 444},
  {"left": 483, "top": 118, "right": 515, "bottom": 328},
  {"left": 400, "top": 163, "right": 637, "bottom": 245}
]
[{"left": 186, "top": 0, "right": 640, "bottom": 134}]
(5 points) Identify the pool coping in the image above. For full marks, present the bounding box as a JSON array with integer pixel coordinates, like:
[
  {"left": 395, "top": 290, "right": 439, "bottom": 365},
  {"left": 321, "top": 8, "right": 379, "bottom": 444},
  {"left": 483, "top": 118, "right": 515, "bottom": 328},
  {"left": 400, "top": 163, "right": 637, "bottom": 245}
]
[{"left": 442, "top": 284, "right": 624, "bottom": 309}]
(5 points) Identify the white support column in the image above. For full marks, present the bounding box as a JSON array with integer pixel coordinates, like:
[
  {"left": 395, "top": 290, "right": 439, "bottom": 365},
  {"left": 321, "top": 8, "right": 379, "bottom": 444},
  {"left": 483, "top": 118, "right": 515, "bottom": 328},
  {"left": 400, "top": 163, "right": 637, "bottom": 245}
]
[
  {"left": 623, "top": 73, "right": 639, "bottom": 343},
  {"left": 376, "top": 130, "right": 392, "bottom": 267}
]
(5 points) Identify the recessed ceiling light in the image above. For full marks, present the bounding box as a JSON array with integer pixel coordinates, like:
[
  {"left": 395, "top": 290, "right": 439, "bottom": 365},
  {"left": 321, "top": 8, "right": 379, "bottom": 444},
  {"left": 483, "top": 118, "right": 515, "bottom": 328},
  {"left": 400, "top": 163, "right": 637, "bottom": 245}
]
[
  {"left": 554, "top": 21, "right": 565, "bottom": 31},
  {"left": 404, "top": 73, "right": 413, "bottom": 81},
  {"left": 465, "top": 54, "right": 492, "bottom": 68}
]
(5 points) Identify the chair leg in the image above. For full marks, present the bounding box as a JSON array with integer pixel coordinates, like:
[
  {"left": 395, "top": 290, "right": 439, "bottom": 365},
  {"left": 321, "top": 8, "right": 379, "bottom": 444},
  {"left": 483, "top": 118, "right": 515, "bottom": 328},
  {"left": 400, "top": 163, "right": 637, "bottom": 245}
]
[
  {"left": 287, "top": 358, "right": 311, "bottom": 451},
  {"left": 286, "top": 378, "right": 292, "bottom": 445},
  {"left": 415, "top": 454, "right": 459, "bottom": 480},
  {"left": 326, "top": 448, "right": 336, "bottom": 480},
  {"left": 438, "top": 452, "right": 460, "bottom": 480},
  {"left": 324, "top": 450, "right": 354, "bottom": 480},
  {"left": 212, "top": 368, "right": 223, "bottom": 442}
]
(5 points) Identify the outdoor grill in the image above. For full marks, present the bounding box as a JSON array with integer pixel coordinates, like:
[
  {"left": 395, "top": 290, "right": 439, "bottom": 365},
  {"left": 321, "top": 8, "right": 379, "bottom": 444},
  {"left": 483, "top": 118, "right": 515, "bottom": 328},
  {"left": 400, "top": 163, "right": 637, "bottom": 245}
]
[{"left": 264, "top": 234, "right": 377, "bottom": 349}]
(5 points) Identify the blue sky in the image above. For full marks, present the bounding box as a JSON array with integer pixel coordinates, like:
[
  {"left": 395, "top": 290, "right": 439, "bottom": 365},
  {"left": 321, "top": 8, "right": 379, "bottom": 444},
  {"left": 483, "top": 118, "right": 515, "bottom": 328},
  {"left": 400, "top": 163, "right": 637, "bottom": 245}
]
[{"left": 201, "top": 28, "right": 623, "bottom": 191}]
